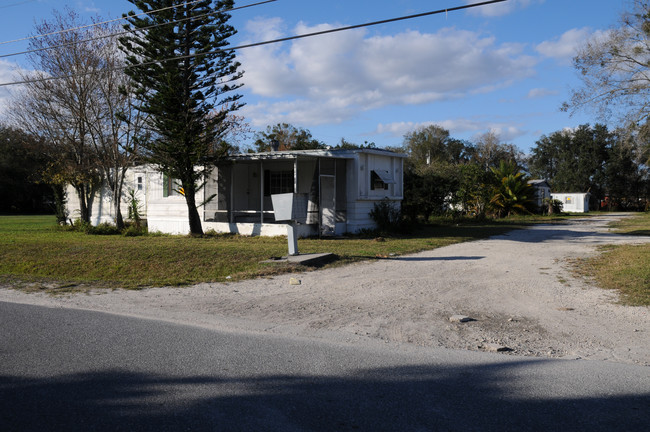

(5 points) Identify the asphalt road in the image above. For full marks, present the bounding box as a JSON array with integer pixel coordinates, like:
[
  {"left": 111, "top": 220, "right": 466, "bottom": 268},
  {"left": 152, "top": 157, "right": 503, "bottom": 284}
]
[{"left": 1, "top": 301, "right": 648, "bottom": 431}]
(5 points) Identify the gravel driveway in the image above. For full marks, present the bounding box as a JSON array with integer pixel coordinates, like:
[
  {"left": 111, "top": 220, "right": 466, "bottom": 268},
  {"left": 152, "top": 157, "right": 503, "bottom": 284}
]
[{"left": 2, "top": 214, "right": 649, "bottom": 365}]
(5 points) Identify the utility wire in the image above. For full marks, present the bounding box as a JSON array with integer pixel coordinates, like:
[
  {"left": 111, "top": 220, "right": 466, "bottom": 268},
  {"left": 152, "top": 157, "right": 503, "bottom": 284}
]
[
  {"left": 0, "top": 0, "right": 37, "bottom": 10},
  {"left": 0, "top": 0, "right": 508, "bottom": 88},
  {"left": 0, "top": 0, "right": 276, "bottom": 47},
  {"left": 0, "top": 0, "right": 278, "bottom": 60}
]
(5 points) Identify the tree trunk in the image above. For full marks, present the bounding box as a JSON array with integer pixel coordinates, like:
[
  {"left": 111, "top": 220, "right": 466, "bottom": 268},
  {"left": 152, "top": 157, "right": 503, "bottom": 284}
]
[
  {"left": 183, "top": 185, "right": 203, "bottom": 235},
  {"left": 115, "top": 206, "right": 124, "bottom": 230},
  {"left": 75, "top": 185, "right": 90, "bottom": 223},
  {"left": 112, "top": 186, "right": 124, "bottom": 230}
]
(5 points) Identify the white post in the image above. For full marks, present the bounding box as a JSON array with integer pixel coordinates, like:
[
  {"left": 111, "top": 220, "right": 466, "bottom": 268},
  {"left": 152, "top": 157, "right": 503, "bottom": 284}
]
[{"left": 287, "top": 223, "right": 298, "bottom": 256}]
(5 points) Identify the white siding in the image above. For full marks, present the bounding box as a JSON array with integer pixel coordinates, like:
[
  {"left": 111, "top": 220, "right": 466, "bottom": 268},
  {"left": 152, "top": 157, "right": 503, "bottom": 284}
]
[
  {"left": 551, "top": 193, "right": 590, "bottom": 213},
  {"left": 65, "top": 171, "right": 142, "bottom": 225},
  {"left": 146, "top": 171, "right": 190, "bottom": 234}
]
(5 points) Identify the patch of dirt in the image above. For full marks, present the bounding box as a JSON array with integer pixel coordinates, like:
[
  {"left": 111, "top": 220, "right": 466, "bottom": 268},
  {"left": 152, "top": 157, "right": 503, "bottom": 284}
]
[{"left": 1, "top": 214, "right": 649, "bottom": 366}]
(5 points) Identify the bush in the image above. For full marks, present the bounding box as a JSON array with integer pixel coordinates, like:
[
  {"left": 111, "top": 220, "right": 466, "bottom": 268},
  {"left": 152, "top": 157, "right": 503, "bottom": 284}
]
[
  {"left": 125, "top": 188, "right": 144, "bottom": 229},
  {"left": 543, "top": 198, "right": 563, "bottom": 215},
  {"left": 369, "top": 198, "right": 406, "bottom": 234},
  {"left": 86, "top": 222, "right": 121, "bottom": 235},
  {"left": 122, "top": 225, "right": 146, "bottom": 237}
]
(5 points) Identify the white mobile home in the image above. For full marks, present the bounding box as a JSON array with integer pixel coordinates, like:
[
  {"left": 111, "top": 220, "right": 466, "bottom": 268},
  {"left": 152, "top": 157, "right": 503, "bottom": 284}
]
[
  {"left": 551, "top": 192, "right": 590, "bottom": 213},
  {"left": 66, "top": 148, "right": 406, "bottom": 236},
  {"left": 65, "top": 169, "right": 150, "bottom": 226}
]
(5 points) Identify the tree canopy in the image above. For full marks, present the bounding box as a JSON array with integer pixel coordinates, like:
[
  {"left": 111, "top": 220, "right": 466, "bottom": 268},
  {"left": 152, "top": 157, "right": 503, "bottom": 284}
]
[
  {"left": 528, "top": 124, "right": 610, "bottom": 198},
  {"left": 0, "top": 126, "right": 53, "bottom": 214},
  {"left": 252, "top": 123, "right": 325, "bottom": 152},
  {"left": 528, "top": 123, "right": 648, "bottom": 210},
  {"left": 564, "top": 0, "right": 650, "bottom": 161},
  {"left": 7, "top": 9, "right": 119, "bottom": 223},
  {"left": 403, "top": 124, "right": 470, "bottom": 167},
  {"left": 120, "top": 0, "right": 243, "bottom": 234}
]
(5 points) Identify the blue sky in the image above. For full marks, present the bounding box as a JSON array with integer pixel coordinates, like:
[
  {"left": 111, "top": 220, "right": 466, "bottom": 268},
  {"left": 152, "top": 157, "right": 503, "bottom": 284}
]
[{"left": 0, "top": 0, "right": 622, "bottom": 153}]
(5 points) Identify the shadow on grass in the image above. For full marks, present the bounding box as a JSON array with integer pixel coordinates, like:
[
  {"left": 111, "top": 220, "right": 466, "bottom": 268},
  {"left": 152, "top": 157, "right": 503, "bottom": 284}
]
[{"left": 621, "top": 229, "right": 650, "bottom": 236}]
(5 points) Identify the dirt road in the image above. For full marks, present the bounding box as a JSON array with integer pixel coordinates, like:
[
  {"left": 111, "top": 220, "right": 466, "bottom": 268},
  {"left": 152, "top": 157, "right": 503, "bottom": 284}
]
[{"left": 2, "top": 214, "right": 649, "bottom": 365}]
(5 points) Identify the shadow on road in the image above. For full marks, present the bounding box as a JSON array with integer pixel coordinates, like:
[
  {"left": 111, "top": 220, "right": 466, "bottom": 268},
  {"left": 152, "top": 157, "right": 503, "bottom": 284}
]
[
  {"left": 1, "top": 362, "right": 648, "bottom": 432},
  {"left": 493, "top": 226, "right": 648, "bottom": 244}
]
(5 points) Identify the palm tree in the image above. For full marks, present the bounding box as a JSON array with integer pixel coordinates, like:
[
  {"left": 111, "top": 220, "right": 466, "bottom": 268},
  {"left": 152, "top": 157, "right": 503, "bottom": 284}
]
[{"left": 489, "top": 161, "right": 535, "bottom": 217}]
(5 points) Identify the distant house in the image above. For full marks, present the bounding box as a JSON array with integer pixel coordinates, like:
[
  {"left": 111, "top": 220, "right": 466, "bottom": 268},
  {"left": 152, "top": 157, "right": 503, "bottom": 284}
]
[
  {"left": 66, "top": 148, "right": 406, "bottom": 236},
  {"left": 551, "top": 192, "right": 590, "bottom": 213},
  {"left": 528, "top": 179, "right": 551, "bottom": 209}
]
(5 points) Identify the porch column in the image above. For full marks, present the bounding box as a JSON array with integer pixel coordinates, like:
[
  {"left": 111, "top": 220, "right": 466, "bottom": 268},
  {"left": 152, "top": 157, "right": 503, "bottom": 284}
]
[
  {"left": 229, "top": 166, "right": 234, "bottom": 224},
  {"left": 294, "top": 157, "right": 298, "bottom": 193},
  {"left": 260, "top": 161, "right": 264, "bottom": 224}
]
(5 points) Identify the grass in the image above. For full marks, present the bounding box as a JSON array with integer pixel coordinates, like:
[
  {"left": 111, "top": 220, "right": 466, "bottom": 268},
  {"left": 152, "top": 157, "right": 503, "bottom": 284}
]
[
  {"left": 607, "top": 210, "right": 650, "bottom": 236},
  {"left": 0, "top": 214, "right": 567, "bottom": 292},
  {"left": 575, "top": 212, "right": 650, "bottom": 306}
]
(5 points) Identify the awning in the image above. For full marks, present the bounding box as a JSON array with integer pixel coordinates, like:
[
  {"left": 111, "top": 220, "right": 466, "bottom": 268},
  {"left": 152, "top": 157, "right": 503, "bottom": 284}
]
[{"left": 372, "top": 169, "right": 396, "bottom": 184}]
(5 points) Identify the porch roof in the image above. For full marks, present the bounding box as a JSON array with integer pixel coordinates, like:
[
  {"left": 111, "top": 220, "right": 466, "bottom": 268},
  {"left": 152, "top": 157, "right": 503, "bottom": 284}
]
[{"left": 227, "top": 148, "right": 407, "bottom": 162}]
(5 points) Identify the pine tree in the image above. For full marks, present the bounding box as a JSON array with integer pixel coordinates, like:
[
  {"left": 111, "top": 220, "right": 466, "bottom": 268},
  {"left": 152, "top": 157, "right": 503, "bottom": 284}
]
[{"left": 120, "top": 0, "right": 243, "bottom": 234}]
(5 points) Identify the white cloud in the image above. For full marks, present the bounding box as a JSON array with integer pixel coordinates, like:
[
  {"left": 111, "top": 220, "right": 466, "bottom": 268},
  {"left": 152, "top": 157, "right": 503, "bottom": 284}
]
[
  {"left": 374, "top": 119, "right": 525, "bottom": 142},
  {"left": 76, "top": 1, "right": 100, "bottom": 14},
  {"left": 481, "top": 125, "right": 526, "bottom": 142},
  {"left": 465, "top": 0, "right": 544, "bottom": 17},
  {"left": 526, "top": 87, "right": 558, "bottom": 99},
  {"left": 0, "top": 60, "right": 24, "bottom": 116},
  {"left": 239, "top": 20, "right": 537, "bottom": 127},
  {"left": 536, "top": 27, "right": 609, "bottom": 63}
]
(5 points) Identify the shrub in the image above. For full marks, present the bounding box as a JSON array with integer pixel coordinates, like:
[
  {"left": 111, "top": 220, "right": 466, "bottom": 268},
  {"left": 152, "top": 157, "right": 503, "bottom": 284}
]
[
  {"left": 86, "top": 222, "right": 121, "bottom": 235},
  {"left": 122, "top": 225, "right": 146, "bottom": 237},
  {"left": 543, "top": 198, "right": 563, "bottom": 215},
  {"left": 369, "top": 198, "right": 405, "bottom": 234},
  {"left": 125, "top": 188, "right": 144, "bottom": 229}
]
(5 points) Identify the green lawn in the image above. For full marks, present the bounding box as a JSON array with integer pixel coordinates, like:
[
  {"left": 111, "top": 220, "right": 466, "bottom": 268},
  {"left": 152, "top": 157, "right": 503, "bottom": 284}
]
[
  {"left": 0, "top": 214, "right": 553, "bottom": 291},
  {"left": 579, "top": 212, "right": 650, "bottom": 306}
]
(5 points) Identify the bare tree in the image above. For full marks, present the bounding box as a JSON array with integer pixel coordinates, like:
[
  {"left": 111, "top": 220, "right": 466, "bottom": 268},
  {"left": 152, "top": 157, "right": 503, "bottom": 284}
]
[
  {"left": 84, "top": 26, "right": 147, "bottom": 229},
  {"left": 8, "top": 9, "right": 101, "bottom": 222},
  {"left": 470, "top": 131, "right": 522, "bottom": 170},
  {"left": 563, "top": 0, "right": 650, "bottom": 161},
  {"left": 7, "top": 9, "right": 144, "bottom": 226}
]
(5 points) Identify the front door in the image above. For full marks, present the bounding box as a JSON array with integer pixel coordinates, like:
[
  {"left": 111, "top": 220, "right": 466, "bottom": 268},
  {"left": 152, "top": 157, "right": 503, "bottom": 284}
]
[{"left": 320, "top": 175, "right": 336, "bottom": 236}]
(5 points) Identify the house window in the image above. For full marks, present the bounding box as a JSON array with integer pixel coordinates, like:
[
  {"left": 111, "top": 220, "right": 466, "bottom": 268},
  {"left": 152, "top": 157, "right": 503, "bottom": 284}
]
[
  {"left": 264, "top": 170, "right": 293, "bottom": 196},
  {"left": 163, "top": 174, "right": 182, "bottom": 197},
  {"left": 137, "top": 176, "right": 143, "bottom": 191},
  {"left": 370, "top": 170, "right": 395, "bottom": 191},
  {"left": 565, "top": 196, "right": 572, "bottom": 204}
]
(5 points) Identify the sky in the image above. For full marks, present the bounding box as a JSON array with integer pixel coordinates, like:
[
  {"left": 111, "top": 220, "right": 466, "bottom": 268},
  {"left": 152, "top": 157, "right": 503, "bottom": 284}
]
[{"left": 0, "top": 0, "right": 624, "bottom": 153}]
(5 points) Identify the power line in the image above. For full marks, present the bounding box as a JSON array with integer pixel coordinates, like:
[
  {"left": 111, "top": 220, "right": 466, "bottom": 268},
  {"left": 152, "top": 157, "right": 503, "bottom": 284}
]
[
  {"left": 0, "top": 0, "right": 278, "bottom": 60},
  {"left": 0, "top": 0, "right": 509, "bottom": 88},
  {"left": 0, "top": 0, "right": 276, "bottom": 47},
  {"left": 226, "top": 0, "right": 510, "bottom": 54},
  {"left": 0, "top": 0, "right": 37, "bottom": 10}
]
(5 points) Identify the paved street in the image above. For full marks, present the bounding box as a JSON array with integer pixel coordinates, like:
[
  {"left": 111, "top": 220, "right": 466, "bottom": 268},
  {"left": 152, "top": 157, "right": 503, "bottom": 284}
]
[{"left": 1, "top": 301, "right": 648, "bottom": 431}]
